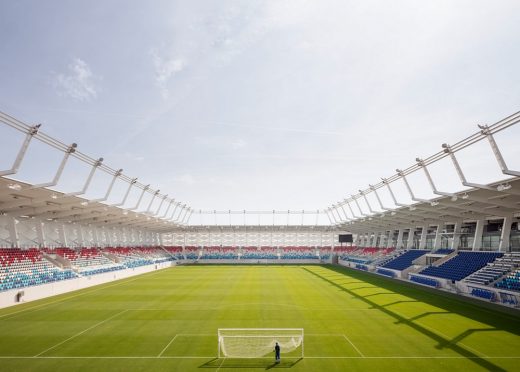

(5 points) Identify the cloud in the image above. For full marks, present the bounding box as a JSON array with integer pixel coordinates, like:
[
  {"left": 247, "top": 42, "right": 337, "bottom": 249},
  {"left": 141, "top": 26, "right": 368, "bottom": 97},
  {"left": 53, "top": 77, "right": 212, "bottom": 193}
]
[
  {"left": 53, "top": 58, "right": 100, "bottom": 101},
  {"left": 150, "top": 49, "right": 186, "bottom": 99}
]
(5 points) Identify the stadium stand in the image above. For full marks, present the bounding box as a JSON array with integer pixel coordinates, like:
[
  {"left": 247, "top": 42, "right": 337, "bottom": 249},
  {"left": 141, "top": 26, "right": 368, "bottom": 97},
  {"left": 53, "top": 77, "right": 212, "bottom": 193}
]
[
  {"left": 185, "top": 247, "right": 200, "bottom": 260},
  {"left": 201, "top": 247, "right": 239, "bottom": 259},
  {"left": 0, "top": 248, "right": 76, "bottom": 291},
  {"left": 280, "top": 247, "right": 317, "bottom": 260},
  {"left": 45, "top": 247, "right": 125, "bottom": 275},
  {"left": 465, "top": 253, "right": 520, "bottom": 286},
  {"left": 340, "top": 247, "right": 396, "bottom": 265},
  {"left": 133, "top": 247, "right": 175, "bottom": 263},
  {"left": 164, "top": 246, "right": 184, "bottom": 259},
  {"left": 241, "top": 247, "right": 278, "bottom": 260},
  {"left": 105, "top": 247, "right": 154, "bottom": 268},
  {"left": 419, "top": 252, "right": 503, "bottom": 281},
  {"left": 495, "top": 269, "right": 520, "bottom": 292},
  {"left": 380, "top": 250, "right": 428, "bottom": 271}
]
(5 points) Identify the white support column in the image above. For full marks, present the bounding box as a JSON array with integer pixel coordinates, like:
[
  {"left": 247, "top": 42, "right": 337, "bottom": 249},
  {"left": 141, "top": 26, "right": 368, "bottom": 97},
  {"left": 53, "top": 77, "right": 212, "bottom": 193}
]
[
  {"left": 77, "top": 224, "right": 85, "bottom": 247},
  {"left": 419, "top": 226, "right": 428, "bottom": 249},
  {"left": 407, "top": 227, "right": 415, "bottom": 249},
  {"left": 433, "top": 225, "right": 443, "bottom": 250},
  {"left": 499, "top": 215, "right": 513, "bottom": 252},
  {"left": 472, "top": 219, "right": 485, "bottom": 251},
  {"left": 35, "top": 219, "right": 46, "bottom": 248},
  {"left": 93, "top": 227, "right": 100, "bottom": 247},
  {"left": 58, "top": 224, "right": 68, "bottom": 247},
  {"left": 7, "top": 216, "right": 19, "bottom": 248},
  {"left": 452, "top": 221, "right": 462, "bottom": 251},
  {"left": 387, "top": 230, "right": 394, "bottom": 248},
  {"left": 396, "top": 229, "right": 404, "bottom": 249}
]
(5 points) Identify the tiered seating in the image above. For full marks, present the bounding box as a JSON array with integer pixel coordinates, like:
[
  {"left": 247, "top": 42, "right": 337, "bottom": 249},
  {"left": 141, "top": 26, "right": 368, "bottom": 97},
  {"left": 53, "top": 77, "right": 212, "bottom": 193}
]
[
  {"left": 44, "top": 247, "right": 78, "bottom": 261},
  {"left": 74, "top": 248, "right": 124, "bottom": 274},
  {"left": 280, "top": 247, "right": 316, "bottom": 260},
  {"left": 0, "top": 248, "right": 76, "bottom": 291},
  {"left": 201, "top": 247, "right": 238, "bottom": 259},
  {"left": 381, "top": 250, "right": 428, "bottom": 271},
  {"left": 105, "top": 247, "right": 154, "bottom": 268},
  {"left": 241, "top": 247, "right": 278, "bottom": 260},
  {"left": 334, "top": 246, "right": 358, "bottom": 254},
  {"left": 343, "top": 247, "right": 396, "bottom": 265},
  {"left": 165, "top": 246, "right": 184, "bottom": 259},
  {"left": 319, "top": 247, "right": 332, "bottom": 260},
  {"left": 465, "top": 253, "right": 519, "bottom": 286},
  {"left": 46, "top": 247, "right": 124, "bottom": 275},
  {"left": 184, "top": 246, "right": 200, "bottom": 260},
  {"left": 133, "top": 247, "right": 174, "bottom": 263},
  {"left": 419, "top": 252, "right": 503, "bottom": 281},
  {"left": 495, "top": 269, "right": 520, "bottom": 292}
]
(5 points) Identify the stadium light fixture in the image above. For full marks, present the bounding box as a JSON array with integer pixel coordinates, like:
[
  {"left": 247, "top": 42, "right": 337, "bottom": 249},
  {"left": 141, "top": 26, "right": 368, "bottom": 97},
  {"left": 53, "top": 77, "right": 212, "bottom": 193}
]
[
  {"left": 497, "top": 183, "right": 512, "bottom": 191},
  {"left": 7, "top": 183, "right": 21, "bottom": 190}
]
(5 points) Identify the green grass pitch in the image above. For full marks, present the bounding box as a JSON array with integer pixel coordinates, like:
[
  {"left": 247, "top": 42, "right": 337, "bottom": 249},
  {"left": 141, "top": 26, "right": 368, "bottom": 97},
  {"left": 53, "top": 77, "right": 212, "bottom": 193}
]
[{"left": 0, "top": 265, "right": 519, "bottom": 371}]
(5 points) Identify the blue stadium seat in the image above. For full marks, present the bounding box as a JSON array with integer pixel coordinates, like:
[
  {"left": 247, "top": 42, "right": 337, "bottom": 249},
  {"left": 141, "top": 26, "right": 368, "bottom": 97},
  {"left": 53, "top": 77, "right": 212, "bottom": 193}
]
[
  {"left": 381, "top": 250, "right": 429, "bottom": 271},
  {"left": 420, "top": 252, "right": 502, "bottom": 281}
]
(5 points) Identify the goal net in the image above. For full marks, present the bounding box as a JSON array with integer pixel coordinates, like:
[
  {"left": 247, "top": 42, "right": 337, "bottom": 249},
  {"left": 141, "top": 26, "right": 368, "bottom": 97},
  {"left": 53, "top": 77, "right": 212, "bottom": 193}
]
[{"left": 217, "top": 328, "right": 304, "bottom": 358}]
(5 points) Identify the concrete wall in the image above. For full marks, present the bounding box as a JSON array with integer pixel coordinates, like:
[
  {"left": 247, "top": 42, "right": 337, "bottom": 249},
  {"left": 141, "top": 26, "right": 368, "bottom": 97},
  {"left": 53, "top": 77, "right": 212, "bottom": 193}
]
[{"left": 0, "top": 261, "right": 176, "bottom": 309}]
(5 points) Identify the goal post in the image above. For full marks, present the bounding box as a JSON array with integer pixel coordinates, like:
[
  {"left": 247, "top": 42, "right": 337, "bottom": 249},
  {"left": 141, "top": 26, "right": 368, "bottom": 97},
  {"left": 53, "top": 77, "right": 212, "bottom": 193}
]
[{"left": 217, "top": 328, "right": 304, "bottom": 359}]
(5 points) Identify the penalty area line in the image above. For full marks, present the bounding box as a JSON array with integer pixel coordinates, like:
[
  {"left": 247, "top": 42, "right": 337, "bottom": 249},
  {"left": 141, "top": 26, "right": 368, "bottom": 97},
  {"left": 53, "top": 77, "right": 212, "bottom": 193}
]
[
  {"left": 343, "top": 334, "right": 364, "bottom": 358},
  {"left": 34, "top": 309, "right": 129, "bottom": 357},
  {"left": 157, "top": 334, "right": 178, "bottom": 357}
]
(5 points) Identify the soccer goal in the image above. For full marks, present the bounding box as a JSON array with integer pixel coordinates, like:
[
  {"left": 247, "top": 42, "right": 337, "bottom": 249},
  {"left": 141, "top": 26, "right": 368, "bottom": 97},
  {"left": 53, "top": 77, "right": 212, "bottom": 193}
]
[{"left": 217, "top": 328, "right": 304, "bottom": 358}]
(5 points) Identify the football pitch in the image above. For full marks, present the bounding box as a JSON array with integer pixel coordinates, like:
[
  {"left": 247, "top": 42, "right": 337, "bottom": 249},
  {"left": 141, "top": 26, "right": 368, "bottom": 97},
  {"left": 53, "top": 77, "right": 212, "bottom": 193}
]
[{"left": 0, "top": 265, "right": 519, "bottom": 372}]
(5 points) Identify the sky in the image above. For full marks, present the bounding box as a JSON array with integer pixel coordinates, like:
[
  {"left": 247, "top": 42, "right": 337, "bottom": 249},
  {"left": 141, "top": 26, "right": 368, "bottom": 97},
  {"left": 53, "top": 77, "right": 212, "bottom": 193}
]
[{"left": 0, "top": 0, "right": 520, "bottom": 225}]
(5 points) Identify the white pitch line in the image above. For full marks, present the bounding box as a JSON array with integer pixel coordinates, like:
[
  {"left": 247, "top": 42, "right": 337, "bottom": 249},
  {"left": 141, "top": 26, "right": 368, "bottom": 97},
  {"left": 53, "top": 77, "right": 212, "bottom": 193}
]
[
  {"left": 343, "top": 334, "right": 365, "bottom": 357},
  {"left": 0, "top": 356, "right": 519, "bottom": 360},
  {"left": 157, "top": 334, "right": 178, "bottom": 357},
  {"left": 34, "top": 309, "right": 129, "bottom": 357},
  {"left": 215, "top": 357, "right": 226, "bottom": 372}
]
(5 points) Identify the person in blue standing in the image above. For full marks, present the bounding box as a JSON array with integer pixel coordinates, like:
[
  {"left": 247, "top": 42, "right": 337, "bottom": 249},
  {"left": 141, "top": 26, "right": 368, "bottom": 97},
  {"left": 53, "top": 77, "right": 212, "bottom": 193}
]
[{"left": 274, "top": 342, "right": 281, "bottom": 363}]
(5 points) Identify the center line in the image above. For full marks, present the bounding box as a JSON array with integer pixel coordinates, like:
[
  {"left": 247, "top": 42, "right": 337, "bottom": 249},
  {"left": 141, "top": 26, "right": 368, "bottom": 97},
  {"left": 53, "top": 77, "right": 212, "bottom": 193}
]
[{"left": 158, "top": 334, "right": 178, "bottom": 357}]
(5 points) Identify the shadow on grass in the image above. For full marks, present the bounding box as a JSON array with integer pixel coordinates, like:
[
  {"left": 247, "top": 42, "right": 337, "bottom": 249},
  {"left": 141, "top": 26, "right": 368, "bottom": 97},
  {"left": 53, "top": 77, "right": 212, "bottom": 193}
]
[
  {"left": 200, "top": 357, "right": 302, "bottom": 369},
  {"left": 394, "top": 311, "right": 449, "bottom": 324},
  {"left": 325, "top": 265, "right": 520, "bottom": 331},
  {"left": 303, "top": 267, "right": 508, "bottom": 372}
]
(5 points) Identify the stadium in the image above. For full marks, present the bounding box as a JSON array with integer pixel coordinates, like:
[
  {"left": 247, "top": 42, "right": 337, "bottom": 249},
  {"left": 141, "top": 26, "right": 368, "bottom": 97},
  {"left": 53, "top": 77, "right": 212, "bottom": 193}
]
[{"left": 1, "top": 1, "right": 520, "bottom": 371}]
